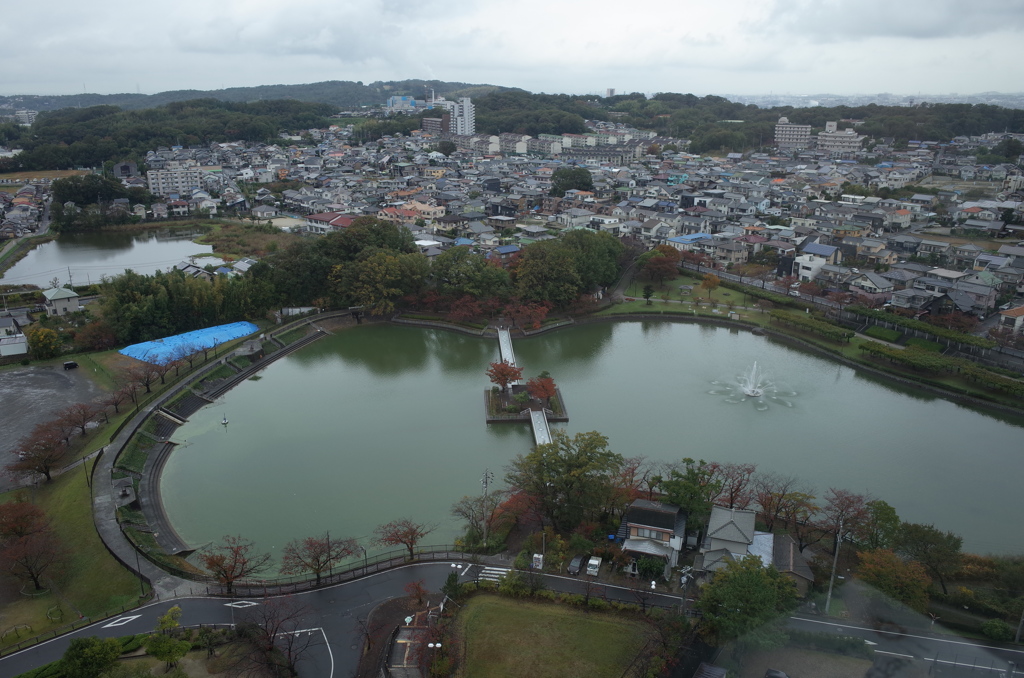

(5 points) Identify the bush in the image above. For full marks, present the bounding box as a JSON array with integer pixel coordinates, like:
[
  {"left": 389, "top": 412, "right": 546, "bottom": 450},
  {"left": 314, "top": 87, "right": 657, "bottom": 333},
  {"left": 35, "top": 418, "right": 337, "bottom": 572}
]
[
  {"left": 864, "top": 325, "right": 902, "bottom": 343},
  {"left": 587, "top": 598, "right": 611, "bottom": 611},
  {"left": 981, "top": 619, "right": 1014, "bottom": 641}
]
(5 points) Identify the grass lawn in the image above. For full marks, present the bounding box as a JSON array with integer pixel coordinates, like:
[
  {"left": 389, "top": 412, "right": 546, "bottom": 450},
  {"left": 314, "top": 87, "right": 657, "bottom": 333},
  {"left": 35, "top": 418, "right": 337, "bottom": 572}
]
[
  {"left": 194, "top": 220, "right": 300, "bottom": 259},
  {"left": 458, "top": 595, "right": 653, "bottom": 678},
  {"left": 0, "top": 467, "right": 144, "bottom": 651},
  {"left": 737, "top": 647, "right": 872, "bottom": 678},
  {"left": 0, "top": 170, "right": 89, "bottom": 183}
]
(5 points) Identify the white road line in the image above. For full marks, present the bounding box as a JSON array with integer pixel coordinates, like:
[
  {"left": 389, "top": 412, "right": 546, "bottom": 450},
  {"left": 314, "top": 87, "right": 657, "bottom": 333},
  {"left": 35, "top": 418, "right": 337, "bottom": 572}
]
[
  {"left": 101, "top": 615, "right": 141, "bottom": 628},
  {"left": 790, "top": 616, "right": 1024, "bottom": 656},
  {"left": 876, "top": 650, "right": 915, "bottom": 659},
  {"left": 225, "top": 601, "right": 259, "bottom": 608}
]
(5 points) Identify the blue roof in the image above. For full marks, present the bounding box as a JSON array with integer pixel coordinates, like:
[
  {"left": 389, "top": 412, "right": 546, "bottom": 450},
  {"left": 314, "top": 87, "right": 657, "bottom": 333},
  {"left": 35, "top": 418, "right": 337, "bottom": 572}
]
[
  {"left": 668, "top": 233, "right": 712, "bottom": 244},
  {"left": 454, "top": 238, "right": 474, "bottom": 246},
  {"left": 495, "top": 245, "right": 520, "bottom": 254},
  {"left": 119, "top": 321, "right": 259, "bottom": 365},
  {"left": 803, "top": 242, "right": 838, "bottom": 257}
]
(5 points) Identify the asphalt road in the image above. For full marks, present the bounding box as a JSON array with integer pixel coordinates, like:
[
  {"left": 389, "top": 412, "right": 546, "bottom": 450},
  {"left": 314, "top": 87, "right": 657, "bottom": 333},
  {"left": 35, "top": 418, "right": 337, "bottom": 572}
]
[{"left": 3, "top": 561, "right": 1020, "bottom": 678}]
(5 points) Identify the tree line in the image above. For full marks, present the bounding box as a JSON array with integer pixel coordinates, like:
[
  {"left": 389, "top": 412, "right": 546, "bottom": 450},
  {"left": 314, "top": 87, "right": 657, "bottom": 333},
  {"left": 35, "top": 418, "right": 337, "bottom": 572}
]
[{"left": 0, "top": 98, "right": 335, "bottom": 172}]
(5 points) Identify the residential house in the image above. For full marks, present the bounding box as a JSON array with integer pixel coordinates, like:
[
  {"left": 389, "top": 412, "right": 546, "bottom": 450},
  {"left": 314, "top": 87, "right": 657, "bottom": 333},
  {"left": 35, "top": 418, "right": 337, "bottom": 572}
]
[
  {"left": 42, "top": 288, "right": 80, "bottom": 317},
  {"left": 619, "top": 499, "right": 687, "bottom": 577}
]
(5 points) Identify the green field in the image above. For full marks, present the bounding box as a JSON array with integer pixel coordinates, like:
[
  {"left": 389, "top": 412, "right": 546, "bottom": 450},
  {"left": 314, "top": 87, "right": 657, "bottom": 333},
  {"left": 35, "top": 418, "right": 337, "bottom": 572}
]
[{"left": 459, "top": 595, "right": 653, "bottom": 678}]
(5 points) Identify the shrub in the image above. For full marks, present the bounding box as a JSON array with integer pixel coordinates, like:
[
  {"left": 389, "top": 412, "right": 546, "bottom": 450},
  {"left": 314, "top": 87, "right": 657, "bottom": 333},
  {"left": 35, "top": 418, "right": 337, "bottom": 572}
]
[
  {"left": 981, "top": 619, "right": 1013, "bottom": 641},
  {"left": 864, "top": 325, "right": 902, "bottom": 343},
  {"left": 587, "top": 598, "right": 611, "bottom": 611}
]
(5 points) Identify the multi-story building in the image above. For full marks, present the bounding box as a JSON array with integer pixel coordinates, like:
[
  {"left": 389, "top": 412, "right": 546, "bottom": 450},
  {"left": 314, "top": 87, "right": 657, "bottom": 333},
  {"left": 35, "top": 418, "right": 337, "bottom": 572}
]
[
  {"left": 147, "top": 168, "right": 203, "bottom": 197},
  {"left": 431, "top": 97, "right": 475, "bottom": 135},
  {"left": 774, "top": 117, "right": 811, "bottom": 151},
  {"left": 817, "top": 122, "right": 866, "bottom": 155}
]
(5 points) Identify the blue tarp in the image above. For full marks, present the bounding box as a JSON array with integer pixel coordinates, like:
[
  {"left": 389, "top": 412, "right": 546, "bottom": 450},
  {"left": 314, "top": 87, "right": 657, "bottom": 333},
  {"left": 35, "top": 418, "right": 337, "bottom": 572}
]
[{"left": 119, "top": 321, "right": 259, "bottom": 365}]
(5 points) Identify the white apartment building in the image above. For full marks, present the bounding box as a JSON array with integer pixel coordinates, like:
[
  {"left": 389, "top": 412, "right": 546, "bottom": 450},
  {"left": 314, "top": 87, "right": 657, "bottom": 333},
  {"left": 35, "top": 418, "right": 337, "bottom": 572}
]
[
  {"left": 432, "top": 97, "right": 475, "bottom": 135},
  {"left": 15, "top": 110, "right": 38, "bottom": 125},
  {"left": 774, "top": 117, "right": 811, "bottom": 151},
  {"left": 817, "top": 121, "right": 865, "bottom": 154},
  {"left": 147, "top": 168, "right": 204, "bottom": 197}
]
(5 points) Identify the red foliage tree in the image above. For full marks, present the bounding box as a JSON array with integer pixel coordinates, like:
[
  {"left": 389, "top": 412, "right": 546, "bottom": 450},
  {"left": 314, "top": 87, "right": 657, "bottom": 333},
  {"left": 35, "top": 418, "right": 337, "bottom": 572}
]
[
  {"left": 280, "top": 533, "right": 358, "bottom": 586},
  {"left": 200, "top": 535, "right": 271, "bottom": 595},
  {"left": 59, "top": 403, "right": 102, "bottom": 437},
  {"left": 8, "top": 422, "right": 69, "bottom": 482},
  {"left": 1, "top": 531, "right": 64, "bottom": 590},
  {"left": 74, "top": 321, "right": 119, "bottom": 352},
  {"left": 0, "top": 501, "right": 49, "bottom": 539},
  {"left": 715, "top": 462, "right": 758, "bottom": 509},
  {"left": 486, "top": 361, "right": 523, "bottom": 392},
  {"left": 404, "top": 579, "right": 427, "bottom": 605},
  {"left": 446, "top": 295, "right": 482, "bottom": 324},
  {"left": 374, "top": 519, "right": 436, "bottom": 559},
  {"left": 526, "top": 376, "right": 557, "bottom": 406},
  {"left": 505, "top": 300, "right": 551, "bottom": 329},
  {"left": 821, "top": 488, "right": 869, "bottom": 554}
]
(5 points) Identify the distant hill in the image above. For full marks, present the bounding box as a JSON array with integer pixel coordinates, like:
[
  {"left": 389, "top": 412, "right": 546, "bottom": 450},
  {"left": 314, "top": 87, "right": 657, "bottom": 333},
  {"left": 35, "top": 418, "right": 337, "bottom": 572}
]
[{"left": 0, "top": 79, "right": 508, "bottom": 113}]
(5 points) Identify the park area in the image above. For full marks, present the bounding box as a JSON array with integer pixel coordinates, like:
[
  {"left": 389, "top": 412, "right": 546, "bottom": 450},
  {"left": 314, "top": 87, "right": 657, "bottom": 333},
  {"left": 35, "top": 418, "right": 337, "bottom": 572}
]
[{"left": 457, "top": 595, "right": 654, "bottom": 678}]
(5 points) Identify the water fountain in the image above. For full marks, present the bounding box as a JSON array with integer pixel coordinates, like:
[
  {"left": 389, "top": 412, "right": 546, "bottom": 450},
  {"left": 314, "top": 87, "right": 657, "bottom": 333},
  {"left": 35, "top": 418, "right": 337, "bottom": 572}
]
[
  {"left": 708, "top": 362, "right": 798, "bottom": 411},
  {"left": 739, "top": 361, "right": 765, "bottom": 397}
]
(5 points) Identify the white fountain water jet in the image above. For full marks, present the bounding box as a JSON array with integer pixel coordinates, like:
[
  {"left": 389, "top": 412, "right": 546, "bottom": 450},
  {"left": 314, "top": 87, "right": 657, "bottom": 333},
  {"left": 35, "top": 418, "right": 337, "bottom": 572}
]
[{"left": 739, "top": 361, "right": 765, "bottom": 398}]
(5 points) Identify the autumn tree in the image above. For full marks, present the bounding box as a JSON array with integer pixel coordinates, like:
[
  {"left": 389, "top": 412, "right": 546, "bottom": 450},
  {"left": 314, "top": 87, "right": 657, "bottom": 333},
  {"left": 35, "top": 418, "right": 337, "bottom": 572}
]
[
  {"left": 779, "top": 492, "right": 822, "bottom": 552},
  {"left": 104, "top": 385, "right": 132, "bottom": 415},
  {"left": 696, "top": 555, "right": 797, "bottom": 645},
  {"left": 59, "top": 403, "right": 101, "bottom": 437},
  {"left": 200, "top": 535, "right": 272, "bottom": 595},
  {"left": 505, "top": 430, "right": 624, "bottom": 532},
  {"left": 753, "top": 472, "right": 803, "bottom": 531},
  {"left": 1, "top": 531, "right": 64, "bottom": 590},
  {"left": 486, "top": 360, "right": 523, "bottom": 392},
  {"left": 451, "top": 489, "right": 509, "bottom": 547},
  {"left": 280, "top": 533, "right": 358, "bottom": 586},
  {"left": 0, "top": 500, "right": 49, "bottom": 539},
  {"left": 9, "top": 421, "right": 69, "bottom": 482},
  {"left": 26, "top": 326, "right": 61, "bottom": 360},
  {"left": 504, "top": 298, "right": 552, "bottom": 329},
  {"left": 642, "top": 252, "right": 679, "bottom": 285},
  {"left": 820, "top": 488, "right": 869, "bottom": 554},
  {"left": 526, "top": 375, "right": 557, "bottom": 407},
  {"left": 896, "top": 522, "right": 962, "bottom": 595},
  {"left": 405, "top": 579, "right": 428, "bottom": 605},
  {"left": 858, "top": 549, "right": 931, "bottom": 613},
  {"left": 445, "top": 295, "right": 483, "bottom": 324},
  {"left": 715, "top": 462, "right": 757, "bottom": 509},
  {"left": 700, "top": 273, "right": 720, "bottom": 300},
  {"left": 127, "top": 361, "right": 158, "bottom": 394},
  {"left": 374, "top": 519, "right": 436, "bottom": 559}
]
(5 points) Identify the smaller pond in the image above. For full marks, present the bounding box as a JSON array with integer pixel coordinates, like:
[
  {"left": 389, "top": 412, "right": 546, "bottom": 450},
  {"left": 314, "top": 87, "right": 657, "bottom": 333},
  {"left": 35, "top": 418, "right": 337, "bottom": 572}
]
[{"left": 1, "top": 230, "right": 216, "bottom": 288}]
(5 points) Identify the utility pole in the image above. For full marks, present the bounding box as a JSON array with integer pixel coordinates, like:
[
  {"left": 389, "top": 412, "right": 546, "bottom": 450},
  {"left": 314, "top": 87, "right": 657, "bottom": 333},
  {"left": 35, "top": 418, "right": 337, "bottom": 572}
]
[
  {"left": 825, "top": 516, "right": 843, "bottom": 616},
  {"left": 481, "top": 469, "right": 494, "bottom": 548}
]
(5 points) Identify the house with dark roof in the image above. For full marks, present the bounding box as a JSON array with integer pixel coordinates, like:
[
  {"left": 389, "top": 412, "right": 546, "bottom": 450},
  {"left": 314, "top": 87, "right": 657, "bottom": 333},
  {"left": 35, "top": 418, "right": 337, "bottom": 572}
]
[{"left": 619, "top": 499, "right": 687, "bottom": 577}]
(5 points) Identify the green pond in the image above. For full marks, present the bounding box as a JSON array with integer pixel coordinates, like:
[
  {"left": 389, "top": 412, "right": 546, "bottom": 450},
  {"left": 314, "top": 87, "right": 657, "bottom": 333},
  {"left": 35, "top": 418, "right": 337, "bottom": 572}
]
[{"left": 160, "top": 321, "right": 1024, "bottom": 558}]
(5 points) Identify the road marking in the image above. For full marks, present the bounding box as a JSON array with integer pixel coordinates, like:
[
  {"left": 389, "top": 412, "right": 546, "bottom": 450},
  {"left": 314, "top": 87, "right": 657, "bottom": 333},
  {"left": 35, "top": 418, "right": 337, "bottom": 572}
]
[
  {"left": 102, "top": 615, "right": 141, "bottom": 628},
  {"left": 865, "top": 641, "right": 878, "bottom": 646},
  {"left": 225, "top": 601, "right": 259, "bottom": 608},
  {"left": 791, "top": 616, "right": 1024, "bottom": 655},
  {"left": 876, "top": 650, "right": 915, "bottom": 659}
]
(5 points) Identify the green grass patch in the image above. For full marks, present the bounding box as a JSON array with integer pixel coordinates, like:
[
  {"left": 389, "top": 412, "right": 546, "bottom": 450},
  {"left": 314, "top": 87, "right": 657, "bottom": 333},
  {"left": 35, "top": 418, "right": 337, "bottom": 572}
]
[
  {"left": 905, "top": 337, "right": 943, "bottom": 352},
  {"left": 116, "top": 506, "right": 147, "bottom": 525},
  {"left": 261, "top": 340, "right": 278, "bottom": 354},
  {"left": 277, "top": 327, "right": 308, "bottom": 345},
  {"left": 459, "top": 595, "right": 652, "bottom": 678},
  {"left": 864, "top": 326, "right": 903, "bottom": 343},
  {"left": 114, "top": 435, "right": 151, "bottom": 474},
  {"left": 198, "top": 363, "right": 236, "bottom": 384}
]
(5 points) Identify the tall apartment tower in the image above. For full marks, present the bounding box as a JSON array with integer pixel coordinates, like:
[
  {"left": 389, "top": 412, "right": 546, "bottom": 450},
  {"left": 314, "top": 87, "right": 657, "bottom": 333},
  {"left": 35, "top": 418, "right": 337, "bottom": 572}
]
[
  {"left": 816, "top": 121, "right": 866, "bottom": 155},
  {"left": 431, "top": 97, "right": 475, "bottom": 135},
  {"left": 774, "top": 116, "right": 812, "bottom": 151}
]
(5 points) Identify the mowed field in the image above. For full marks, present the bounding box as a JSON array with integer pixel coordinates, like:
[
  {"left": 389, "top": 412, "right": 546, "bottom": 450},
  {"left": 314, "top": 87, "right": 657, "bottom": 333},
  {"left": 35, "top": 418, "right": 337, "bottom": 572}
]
[
  {"left": 458, "top": 595, "right": 654, "bottom": 678},
  {"left": 0, "top": 169, "right": 89, "bottom": 184}
]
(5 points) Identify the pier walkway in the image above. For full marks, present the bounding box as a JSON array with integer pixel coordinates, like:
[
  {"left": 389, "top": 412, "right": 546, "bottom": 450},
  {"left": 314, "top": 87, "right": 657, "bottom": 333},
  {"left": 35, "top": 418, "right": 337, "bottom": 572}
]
[
  {"left": 530, "top": 409, "right": 552, "bottom": 446},
  {"left": 496, "top": 328, "right": 523, "bottom": 385}
]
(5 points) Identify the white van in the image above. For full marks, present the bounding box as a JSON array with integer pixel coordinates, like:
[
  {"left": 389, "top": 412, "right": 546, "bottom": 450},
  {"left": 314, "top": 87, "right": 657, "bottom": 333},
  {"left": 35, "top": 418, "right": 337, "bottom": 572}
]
[{"left": 586, "top": 556, "right": 602, "bottom": 577}]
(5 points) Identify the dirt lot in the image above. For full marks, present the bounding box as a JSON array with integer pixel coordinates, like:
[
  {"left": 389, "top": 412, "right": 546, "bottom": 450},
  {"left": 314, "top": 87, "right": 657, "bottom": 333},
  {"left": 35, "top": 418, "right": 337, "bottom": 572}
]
[
  {"left": 0, "top": 169, "right": 89, "bottom": 184},
  {"left": 0, "top": 364, "right": 106, "bottom": 488}
]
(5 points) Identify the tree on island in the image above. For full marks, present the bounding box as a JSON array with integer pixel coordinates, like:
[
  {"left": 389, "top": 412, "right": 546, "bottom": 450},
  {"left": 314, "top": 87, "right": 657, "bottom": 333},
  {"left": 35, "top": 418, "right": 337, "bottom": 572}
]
[
  {"left": 487, "top": 360, "right": 523, "bottom": 392},
  {"left": 200, "top": 535, "right": 271, "bottom": 595},
  {"left": 281, "top": 533, "right": 359, "bottom": 586},
  {"left": 526, "top": 375, "right": 557, "bottom": 407},
  {"left": 374, "top": 519, "right": 436, "bottom": 559}
]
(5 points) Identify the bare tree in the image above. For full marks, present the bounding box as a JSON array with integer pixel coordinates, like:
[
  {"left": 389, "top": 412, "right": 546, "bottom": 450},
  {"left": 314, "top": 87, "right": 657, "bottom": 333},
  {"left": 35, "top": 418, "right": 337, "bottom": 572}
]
[
  {"left": 753, "top": 472, "right": 802, "bottom": 531},
  {"left": 200, "top": 535, "right": 271, "bottom": 595},
  {"left": 127, "top": 362, "right": 158, "bottom": 394},
  {"left": 238, "top": 597, "right": 320, "bottom": 677},
  {"left": 280, "top": 533, "right": 358, "bottom": 586},
  {"left": 59, "top": 403, "right": 101, "bottom": 437},
  {"left": 374, "top": 519, "right": 436, "bottom": 559},
  {"left": 715, "top": 462, "right": 757, "bottom": 509}
]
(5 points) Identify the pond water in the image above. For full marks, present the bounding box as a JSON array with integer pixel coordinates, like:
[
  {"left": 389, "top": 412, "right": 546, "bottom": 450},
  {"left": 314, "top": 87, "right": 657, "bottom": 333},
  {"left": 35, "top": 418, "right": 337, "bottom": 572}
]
[
  {"left": 1, "top": 230, "right": 215, "bottom": 288},
  {"left": 160, "top": 322, "right": 1024, "bottom": 557}
]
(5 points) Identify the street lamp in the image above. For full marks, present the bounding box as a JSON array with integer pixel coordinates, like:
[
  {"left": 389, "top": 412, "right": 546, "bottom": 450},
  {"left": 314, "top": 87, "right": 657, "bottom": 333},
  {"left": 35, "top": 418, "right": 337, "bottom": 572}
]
[{"left": 359, "top": 544, "right": 368, "bottom": 572}]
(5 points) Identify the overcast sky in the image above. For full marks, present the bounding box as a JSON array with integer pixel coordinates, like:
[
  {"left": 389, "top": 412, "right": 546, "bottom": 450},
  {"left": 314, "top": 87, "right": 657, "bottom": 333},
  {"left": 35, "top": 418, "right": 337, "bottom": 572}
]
[{"left": 6, "top": 0, "right": 1023, "bottom": 98}]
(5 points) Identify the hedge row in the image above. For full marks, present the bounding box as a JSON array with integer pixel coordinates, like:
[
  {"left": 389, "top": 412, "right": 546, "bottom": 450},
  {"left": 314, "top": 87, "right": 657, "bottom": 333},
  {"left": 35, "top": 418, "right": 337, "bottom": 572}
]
[
  {"left": 720, "top": 280, "right": 803, "bottom": 309},
  {"left": 769, "top": 311, "right": 855, "bottom": 343},
  {"left": 860, "top": 341, "right": 1024, "bottom": 397},
  {"left": 848, "top": 305, "right": 996, "bottom": 349}
]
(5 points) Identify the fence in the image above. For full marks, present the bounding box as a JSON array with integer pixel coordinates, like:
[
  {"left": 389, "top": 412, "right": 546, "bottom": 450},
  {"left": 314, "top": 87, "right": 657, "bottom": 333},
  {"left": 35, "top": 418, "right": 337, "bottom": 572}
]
[{"left": 0, "top": 599, "right": 154, "bottom": 657}]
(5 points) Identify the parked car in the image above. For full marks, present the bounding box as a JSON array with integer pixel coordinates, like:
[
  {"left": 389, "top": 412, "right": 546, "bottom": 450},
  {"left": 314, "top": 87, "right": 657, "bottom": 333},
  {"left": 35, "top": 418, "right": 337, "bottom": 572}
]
[
  {"left": 567, "top": 554, "right": 586, "bottom": 576},
  {"left": 63, "top": 361, "right": 79, "bottom": 370},
  {"left": 586, "top": 556, "right": 602, "bottom": 577}
]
